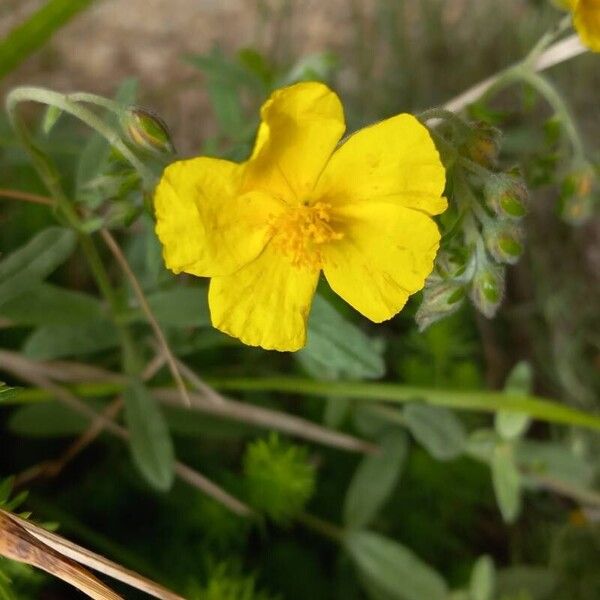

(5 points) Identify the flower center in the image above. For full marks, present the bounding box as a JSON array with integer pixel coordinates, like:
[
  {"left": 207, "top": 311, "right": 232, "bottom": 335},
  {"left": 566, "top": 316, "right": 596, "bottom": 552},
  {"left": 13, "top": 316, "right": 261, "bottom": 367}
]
[{"left": 269, "top": 201, "right": 343, "bottom": 268}]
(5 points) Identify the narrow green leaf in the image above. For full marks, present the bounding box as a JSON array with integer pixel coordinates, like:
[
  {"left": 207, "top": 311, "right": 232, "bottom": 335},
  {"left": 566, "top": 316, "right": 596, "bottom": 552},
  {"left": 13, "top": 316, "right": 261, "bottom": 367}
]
[
  {"left": 9, "top": 403, "right": 90, "bottom": 438},
  {"left": 0, "top": 227, "right": 76, "bottom": 308},
  {"left": 495, "top": 361, "right": 532, "bottom": 439},
  {"left": 23, "top": 320, "right": 119, "bottom": 360},
  {"left": 0, "top": 0, "right": 95, "bottom": 80},
  {"left": 42, "top": 105, "right": 62, "bottom": 135},
  {"left": 491, "top": 445, "right": 522, "bottom": 523},
  {"left": 0, "top": 283, "right": 102, "bottom": 326},
  {"left": 345, "top": 530, "right": 448, "bottom": 600},
  {"left": 470, "top": 555, "right": 496, "bottom": 600},
  {"left": 145, "top": 287, "right": 210, "bottom": 328},
  {"left": 123, "top": 380, "right": 175, "bottom": 491},
  {"left": 344, "top": 429, "right": 408, "bottom": 529},
  {"left": 403, "top": 403, "right": 467, "bottom": 460},
  {"left": 299, "top": 295, "right": 385, "bottom": 380}
]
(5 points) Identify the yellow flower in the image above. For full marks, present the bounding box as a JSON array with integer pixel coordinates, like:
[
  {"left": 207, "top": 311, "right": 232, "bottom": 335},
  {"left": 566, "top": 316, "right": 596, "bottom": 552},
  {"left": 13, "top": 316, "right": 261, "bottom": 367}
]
[
  {"left": 565, "top": 0, "right": 600, "bottom": 51},
  {"left": 154, "top": 82, "right": 446, "bottom": 351}
]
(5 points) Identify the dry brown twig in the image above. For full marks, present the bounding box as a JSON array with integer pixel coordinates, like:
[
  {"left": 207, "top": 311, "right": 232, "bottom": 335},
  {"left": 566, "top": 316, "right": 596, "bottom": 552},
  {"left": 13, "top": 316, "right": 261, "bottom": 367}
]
[{"left": 0, "top": 510, "right": 185, "bottom": 599}]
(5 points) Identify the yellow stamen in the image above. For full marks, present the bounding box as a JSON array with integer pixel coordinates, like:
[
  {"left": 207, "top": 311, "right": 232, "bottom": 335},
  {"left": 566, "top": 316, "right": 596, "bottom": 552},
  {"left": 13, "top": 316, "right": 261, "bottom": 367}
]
[{"left": 269, "top": 201, "right": 343, "bottom": 268}]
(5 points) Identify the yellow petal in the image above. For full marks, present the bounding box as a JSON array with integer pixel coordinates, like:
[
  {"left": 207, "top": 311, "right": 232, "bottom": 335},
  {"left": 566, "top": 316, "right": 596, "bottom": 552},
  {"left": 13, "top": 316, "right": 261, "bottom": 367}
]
[
  {"left": 574, "top": 0, "right": 600, "bottom": 51},
  {"left": 323, "top": 202, "right": 441, "bottom": 322},
  {"left": 209, "top": 243, "right": 319, "bottom": 351},
  {"left": 155, "top": 157, "right": 282, "bottom": 277},
  {"left": 315, "top": 114, "right": 447, "bottom": 216},
  {"left": 243, "top": 81, "right": 346, "bottom": 202}
]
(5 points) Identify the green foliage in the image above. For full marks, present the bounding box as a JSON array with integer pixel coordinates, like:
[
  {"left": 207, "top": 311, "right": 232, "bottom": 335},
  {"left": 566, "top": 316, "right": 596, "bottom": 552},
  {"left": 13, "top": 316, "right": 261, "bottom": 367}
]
[
  {"left": 344, "top": 530, "right": 448, "bottom": 600},
  {"left": 243, "top": 434, "right": 315, "bottom": 524},
  {"left": 343, "top": 428, "right": 408, "bottom": 529},
  {"left": 190, "top": 564, "right": 279, "bottom": 600},
  {"left": 123, "top": 380, "right": 175, "bottom": 491},
  {"left": 0, "top": 0, "right": 95, "bottom": 80}
]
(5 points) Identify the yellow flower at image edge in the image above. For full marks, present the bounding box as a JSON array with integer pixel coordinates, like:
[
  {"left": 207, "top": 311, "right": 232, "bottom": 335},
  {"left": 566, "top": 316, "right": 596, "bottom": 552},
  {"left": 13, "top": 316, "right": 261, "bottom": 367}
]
[
  {"left": 154, "top": 82, "right": 447, "bottom": 351},
  {"left": 566, "top": 0, "right": 600, "bottom": 51}
]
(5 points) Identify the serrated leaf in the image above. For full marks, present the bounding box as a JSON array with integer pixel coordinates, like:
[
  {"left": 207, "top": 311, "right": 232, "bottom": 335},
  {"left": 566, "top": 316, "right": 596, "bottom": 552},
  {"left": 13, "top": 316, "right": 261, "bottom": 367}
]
[
  {"left": 123, "top": 380, "right": 175, "bottom": 491},
  {"left": 0, "top": 227, "right": 76, "bottom": 308},
  {"left": 345, "top": 530, "right": 448, "bottom": 600},
  {"left": 0, "top": 283, "right": 102, "bottom": 326},
  {"left": 344, "top": 429, "right": 408, "bottom": 529},
  {"left": 491, "top": 445, "right": 522, "bottom": 523},
  {"left": 145, "top": 286, "right": 210, "bottom": 328},
  {"left": 299, "top": 294, "right": 385, "bottom": 380},
  {"left": 470, "top": 555, "right": 495, "bottom": 600},
  {"left": 403, "top": 403, "right": 467, "bottom": 460},
  {"left": 23, "top": 320, "right": 119, "bottom": 360}
]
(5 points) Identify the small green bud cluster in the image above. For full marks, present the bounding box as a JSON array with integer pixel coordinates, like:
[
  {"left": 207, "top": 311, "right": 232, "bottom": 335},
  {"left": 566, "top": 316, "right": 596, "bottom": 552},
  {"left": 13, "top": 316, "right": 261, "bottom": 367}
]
[
  {"left": 461, "top": 122, "right": 502, "bottom": 168},
  {"left": 483, "top": 171, "right": 529, "bottom": 220},
  {"left": 243, "top": 433, "right": 315, "bottom": 524},
  {"left": 469, "top": 261, "right": 505, "bottom": 319}
]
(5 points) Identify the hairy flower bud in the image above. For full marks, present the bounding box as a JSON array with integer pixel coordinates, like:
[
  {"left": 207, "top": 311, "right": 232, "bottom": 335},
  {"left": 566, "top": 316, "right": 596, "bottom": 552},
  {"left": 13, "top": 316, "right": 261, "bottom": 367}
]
[
  {"left": 558, "top": 164, "right": 597, "bottom": 225},
  {"left": 484, "top": 221, "right": 525, "bottom": 265},
  {"left": 484, "top": 172, "right": 528, "bottom": 220},
  {"left": 416, "top": 279, "right": 466, "bottom": 331},
  {"left": 462, "top": 122, "right": 502, "bottom": 167},
  {"left": 122, "top": 106, "right": 174, "bottom": 154},
  {"left": 470, "top": 264, "right": 505, "bottom": 318}
]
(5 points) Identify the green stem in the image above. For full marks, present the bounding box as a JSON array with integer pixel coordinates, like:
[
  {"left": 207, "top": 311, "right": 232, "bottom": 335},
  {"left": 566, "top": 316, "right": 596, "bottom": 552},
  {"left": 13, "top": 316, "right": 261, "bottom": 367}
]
[
  {"left": 297, "top": 512, "right": 343, "bottom": 543},
  {"left": 8, "top": 378, "right": 600, "bottom": 433},
  {"left": 5, "top": 88, "right": 142, "bottom": 375},
  {"left": 6, "top": 87, "right": 154, "bottom": 184}
]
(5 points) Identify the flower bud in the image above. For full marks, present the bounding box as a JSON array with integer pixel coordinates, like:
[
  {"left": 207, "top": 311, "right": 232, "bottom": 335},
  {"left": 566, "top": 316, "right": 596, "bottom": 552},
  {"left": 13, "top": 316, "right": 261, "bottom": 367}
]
[
  {"left": 558, "top": 165, "right": 597, "bottom": 226},
  {"left": 416, "top": 279, "right": 466, "bottom": 331},
  {"left": 122, "top": 106, "right": 174, "bottom": 154},
  {"left": 484, "top": 172, "right": 528, "bottom": 220},
  {"left": 484, "top": 221, "right": 525, "bottom": 265},
  {"left": 470, "top": 264, "right": 505, "bottom": 318},
  {"left": 462, "top": 122, "right": 502, "bottom": 167}
]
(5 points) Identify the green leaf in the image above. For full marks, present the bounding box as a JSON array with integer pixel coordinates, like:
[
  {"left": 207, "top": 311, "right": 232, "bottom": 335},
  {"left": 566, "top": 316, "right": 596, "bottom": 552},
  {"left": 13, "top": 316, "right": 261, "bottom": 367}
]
[
  {"left": 9, "top": 403, "right": 90, "bottom": 438},
  {"left": 403, "top": 403, "right": 467, "bottom": 460},
  {"left": 515, "top": 440, "right": 594, "bottom": 488},
  {"left": 345, "top": 530, "right": 448, "bottom": 600},
  {"left": 0, "top": 283, "right": 103, "bottom": 326},
  {"left": 299, "top": 295, "right": 385, "bottom": 380},
  {"left": 145, "top": 286, "right": 210, "bottom": 328},
  {"left": 495, "top": 362, "right": 532, "bottom": 440},
  {"left": 0, "top": 383, "right": 19, "bottom": 404},
  {"left": 123, "top": 380, "right": 175, "bottom": 491},
  {"left": 495, "top": 567, "right": 556, "bottom": 600},
  {"left": 42, "top": 105, "right": 62, "bottom": 135},
  {"left": 491, "top": 445, "right": 522, "bottom": 523},
  {"left": 23, "top": 320, "right": 119, "bottom": 360},
  {"left": 0, "top": 227, "right": 76, "bottom": 308},
  {"left": 0, "top": 0, "right": 96, "bottom": 80},
  {"left": 470, "top": 555, "right": 495, "bottom": 600},
  {"left": 344, "top": 429, "right": 408, "bottom": 529}
]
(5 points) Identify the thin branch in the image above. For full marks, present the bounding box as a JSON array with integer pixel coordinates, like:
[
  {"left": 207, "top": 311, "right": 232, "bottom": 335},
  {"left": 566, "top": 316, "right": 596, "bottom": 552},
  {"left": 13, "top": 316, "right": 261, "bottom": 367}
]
[
  {"left": 99, "top": 229, "right": 191, "bottom": 408},
  {"left": 443, "top": 34, "right": 586, "bottom": 113},
  {"left": 0, "top": 351, "right": 252, "bottom": 516},
  {"left": 5, "top": 354, "right": 376, "bottom": 454},
  {"left": 0, "top": 188, "right": 54, "bottom": 206}
]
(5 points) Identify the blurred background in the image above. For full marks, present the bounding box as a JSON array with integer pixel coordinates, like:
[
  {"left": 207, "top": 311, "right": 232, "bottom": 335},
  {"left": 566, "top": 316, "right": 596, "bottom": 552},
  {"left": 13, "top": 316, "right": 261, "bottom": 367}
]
[{"left": 0, "top": 0, "right": 599, "bottom": 599}]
